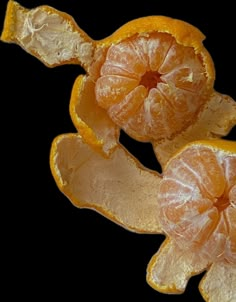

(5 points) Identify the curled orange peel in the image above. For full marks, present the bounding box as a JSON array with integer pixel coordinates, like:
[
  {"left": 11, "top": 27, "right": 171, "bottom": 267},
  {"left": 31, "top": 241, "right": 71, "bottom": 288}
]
[
  {"left": 50, "top": 133, "right": 162, "bottom": 234},
  {"left": 1, "top": 1, "right": 236, "bottom": 301}
]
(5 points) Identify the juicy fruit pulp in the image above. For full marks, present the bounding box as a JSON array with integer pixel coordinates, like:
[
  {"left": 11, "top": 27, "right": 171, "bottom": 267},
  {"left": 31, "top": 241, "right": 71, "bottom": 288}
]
[
  {"left": 158, "top": 145, "right": 236, "bottom": 264},
  {"left": 95, "top": 32, "right": 208, "bottom": 142}
]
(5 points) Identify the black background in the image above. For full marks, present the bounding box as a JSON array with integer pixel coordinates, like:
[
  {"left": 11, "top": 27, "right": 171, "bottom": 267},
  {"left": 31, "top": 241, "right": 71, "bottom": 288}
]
[{"left": 1, "top": 1, "right": 235, "bottom": 301}]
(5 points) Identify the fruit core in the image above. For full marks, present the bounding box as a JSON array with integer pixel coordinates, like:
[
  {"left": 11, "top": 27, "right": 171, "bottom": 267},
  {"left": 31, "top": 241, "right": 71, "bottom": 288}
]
[
  {"left": 214, "top": 194, "right": 230, "bottom": 212},
  {"left": 139, "top": 70, "right": 162, "bottom": 91}
]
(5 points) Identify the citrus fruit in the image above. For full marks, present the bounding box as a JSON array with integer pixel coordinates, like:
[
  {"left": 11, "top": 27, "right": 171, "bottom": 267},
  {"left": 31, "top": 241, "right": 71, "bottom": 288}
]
[
  {"left": 1, "top": 1, "right": 236, "bottom": 164},
  {"left": 158, "top": 139, "right": 236, "bottom": 264},
  {"left": 147, "top": 140, "right": 236, "bottom": 301},
  {"left": 95, "top": 32, "right": 210, "bottom": 142}
]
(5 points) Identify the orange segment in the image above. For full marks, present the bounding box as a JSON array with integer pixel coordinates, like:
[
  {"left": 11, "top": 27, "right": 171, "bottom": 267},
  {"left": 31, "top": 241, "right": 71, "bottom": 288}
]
[
  {"left": 107, "top": 85, "right": 147, "bottom": 126},
  {"left": 224, "top": 206, "right": 236, "bottom": 263},
  {"left": 69, "top": 75, "right": 119, "bottom": 156},
  {"left": 144, "top": 33, "right": 173, "bottom": 71},
  {"left": 114, "top": 87, "right": 175, "bottom": 141},
  {"left": 199, "top": 261, "right": 236, "bottom": 302},
  {"left": 158, "top": 140, "right": 236, "bottom": 263},
  {"left": 229, "top": 185, "right": 236, "bottom": 207},
  {"left": 50, "top": 133, "right": 163, "bottom": 233},
  {"left": 170, "top": 147, "right": 226, "bottom": 198},
  {"left": 159, "top": 40, "right": 206, "bottom": 92},
  {"left": 95, "top": 75, "right": 139, "bottom": 108},
  {"left": 223, "top": 156, "right": 236, "bottom": 190},
  {"left": 101, "top": 39, "right": 147, "bottom": 77},
  {"left": 159, "top": 198, "right": 219, "bottom": 249},
  {"left": 147, "top": 239, "right": 209, "bottom": 294},
  {"left": 201, "top": 213, "right": 228, "bottom": 262}
]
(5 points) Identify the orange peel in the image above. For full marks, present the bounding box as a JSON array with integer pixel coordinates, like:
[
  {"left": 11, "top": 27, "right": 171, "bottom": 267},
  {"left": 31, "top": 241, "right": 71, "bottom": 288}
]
[
  {"left": 1, "top": 2, "right": 236, "bottom": 301},
  {"left": 50, "top": 133, "right": 162, "bottom": 234}
]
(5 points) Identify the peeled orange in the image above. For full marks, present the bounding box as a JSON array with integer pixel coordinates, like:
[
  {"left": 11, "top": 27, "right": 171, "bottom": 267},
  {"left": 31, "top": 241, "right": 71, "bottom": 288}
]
[
  {"left": 95, "top": 31, "right": 210, "bottom": 142},
  {"left": 158, "top": 140, "right": 236, "bottom": 264},
  {"left": 1, "top": 1, "right": 236, "bottom": 164},
  {"left": 147, "top": 140, "right": 236, "bottom": 301}
]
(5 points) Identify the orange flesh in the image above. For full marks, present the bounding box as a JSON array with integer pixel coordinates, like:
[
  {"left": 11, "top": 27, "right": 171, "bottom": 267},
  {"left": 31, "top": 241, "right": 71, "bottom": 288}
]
[
  {"left": 158, "top": 145, "right": 236, "bottom": 264},
  {"left": 95, "top": 32, "right": 207, "bottom": 142}
]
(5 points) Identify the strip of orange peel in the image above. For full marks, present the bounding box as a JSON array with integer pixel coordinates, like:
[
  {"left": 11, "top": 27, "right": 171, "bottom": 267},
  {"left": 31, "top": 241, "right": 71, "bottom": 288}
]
[
  {"left": 153, "top": 92, "right": 236, "bottom": 165},
  {"left": 147, "top": 239, "right": 209, "bottom": 294},
  {"left": 69, "top": 75, "right": 119, "bottom": 156},
  {"left": 1, "top": 0, "right": 95, "bottom": 68},
  {"left": 50, "top": 133, "right": 163, "bottom": 233}
]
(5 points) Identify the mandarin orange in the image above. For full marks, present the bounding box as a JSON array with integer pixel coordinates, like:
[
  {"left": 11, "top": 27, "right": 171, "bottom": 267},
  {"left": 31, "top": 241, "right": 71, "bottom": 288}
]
[
  {"left": 95, "top": 32, "right": 208, "bottom": 141},
  {"left": 1, "top": 1, "right": 235, "bottom": 165},
  {"left": 158, "top": 140, "right": 236, "bottom": 264}
]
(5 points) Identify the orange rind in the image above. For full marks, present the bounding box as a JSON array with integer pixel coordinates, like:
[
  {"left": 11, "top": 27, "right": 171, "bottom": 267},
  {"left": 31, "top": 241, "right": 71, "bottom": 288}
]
[
  {"left": 1, "top": 2, "right": 236, "bottom": 301},
  {"left": 50, "top": 133, "right": 162, "bottom": 233},
  {"left": 199, "top": 261, "right": 236, "bottom": 302},
  {"left": 69, "top": 75, "right": 119, "bottom": 155},
  {"left": 1, "top": 0, "right": 95, "bottom": 68}
]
